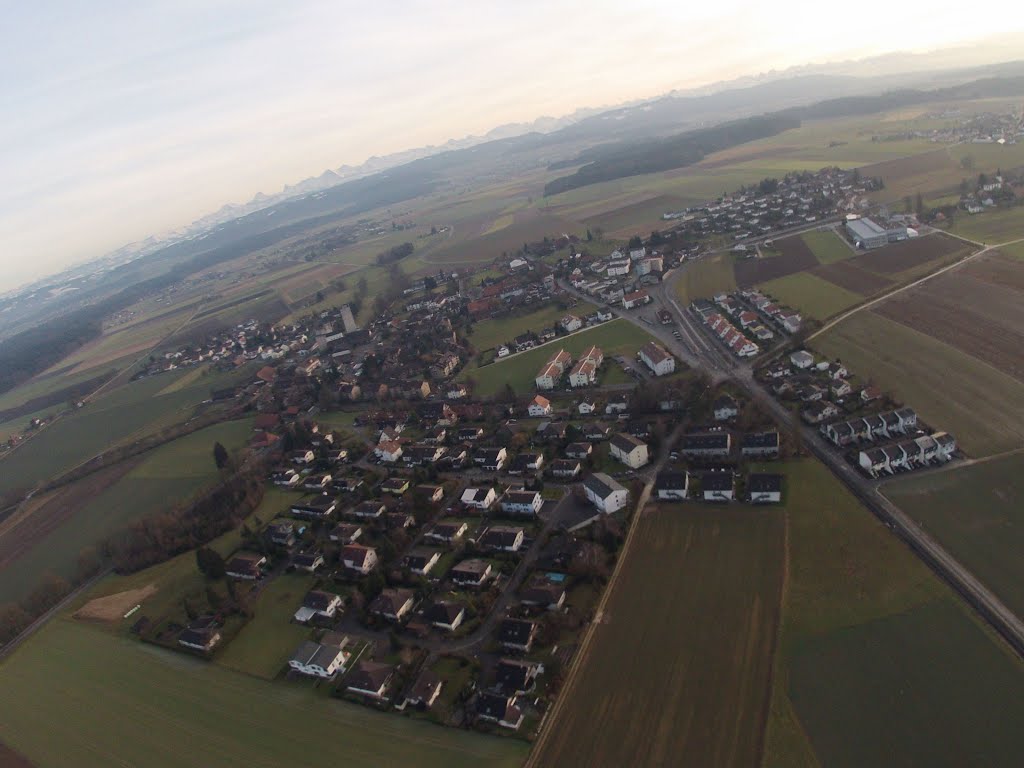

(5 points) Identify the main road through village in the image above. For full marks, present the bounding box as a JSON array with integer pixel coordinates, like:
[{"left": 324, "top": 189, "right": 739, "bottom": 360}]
[{"left": 555, "top": 241, "right": 1024, "bottom": 662}]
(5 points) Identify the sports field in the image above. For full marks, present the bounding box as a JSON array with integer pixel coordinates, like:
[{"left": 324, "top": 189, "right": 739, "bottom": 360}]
[
  {"left": 0, "top": 619, "right": 527, "bottom": 768},
  {"left": 882, "top": 453, "right": 1024, "bottom": 619},
  {"left": 758, "top": 272, "right": 862, "bottom": 321},
  {"left": 463, "top": 319, "right": 658, "bottom": 396},
  {"left": 814, "top": 312, "right": 1024, "bottom": 457},
  {"left": 534, "top": 505, "right": 785, "bottom": 768},
  {"left": 762, "top": 460, "right": 1024, "bottom": 768}
]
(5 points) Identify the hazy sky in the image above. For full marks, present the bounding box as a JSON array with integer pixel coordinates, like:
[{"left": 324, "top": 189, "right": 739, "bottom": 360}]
[{"left": 1, "top": 1, "right": 1021, "bottom": 291}]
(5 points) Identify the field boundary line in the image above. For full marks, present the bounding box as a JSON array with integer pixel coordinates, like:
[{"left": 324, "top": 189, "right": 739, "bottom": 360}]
[
  {"left": 524, "top": 425, "right": 681, "bottom": 768},
  {"left": 759, "top": 509, "right": 793, "bottom": 768}
]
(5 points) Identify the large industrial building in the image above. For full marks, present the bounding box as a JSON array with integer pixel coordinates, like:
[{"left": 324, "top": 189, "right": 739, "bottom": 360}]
[{"left": 845, "top": 217, "right": 907, "bottom": 249}]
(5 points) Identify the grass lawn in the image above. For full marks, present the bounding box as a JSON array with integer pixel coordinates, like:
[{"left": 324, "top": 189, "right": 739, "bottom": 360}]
[
  {"left": 0, "top": 418, "right": 255, "bottom": 605},
  {"left": 882, "top": 453, "right": 1024, "bottom": 619},
  {"left": 758, "top": 272, "right": 862, "bottom": 321},
  {"left": 762, "top": 460, "right": 1024, "bottom": 768},
  {"left": 216, "top": 571, "right": 317, "bottom": 679},
  {"left": 463, "top": 319, "right": 658, "bottom": 397},
  {"left": 800, "top": 230, "right": 851, "bottom": 264},
  {"left": 0, "top": 619, "right": 527, "bottom": 768},
  {"left": 673, "top": 252, "right": 737, "bottom": 304},
  {"left": 534, "top": 505, "right": 785, "bottom": 768},
  {"left": 468, "top": 300, "right": 597, "bottom": 352},
  {"left": 949, "top": 206, "right": 1024, "bottom": 244},
  {"left": 814, "top": 312, "right": 1024, "bottom": 457}
]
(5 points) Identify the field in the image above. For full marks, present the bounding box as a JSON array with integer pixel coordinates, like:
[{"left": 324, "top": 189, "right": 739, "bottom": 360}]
[
  {"left": 735, "top": 236, "right": 819, "bottom": 286},
  {"left": 799, "top": 230, "right": 851, "bottom": 265},
  {"left": 534, "top": 505, "right": 785, "bottom": 768},
  {"left": 874, "top": 252, "right": 1024, "bottom": 383},
  {"left": 758, "top": 272, "right": 862, "bottom": 321},
  {"left": 468, "top": 300, "right": 597, "bottom": 352},
  {"left": 948, "top": 206, "right": 1024, "bottom": 244},
  {"left": 580, "top": 194, "right": 689, "bottom": 237},
  {"left": 810, "top": 260, "right": 893, "bottom": 295},
  {"left": 673, "top": 252, "right": 737, "bottom": 303},
  {"left": 0, "top": 619, "right": 527, "bottom": 768},
  {"left": 0, "top": 418, "right": 255, "bottom": 605},
  {"left": 814, "top": 312, "right": 1024, "bottom": 457},
  {"left": 463, "top": 319, "right": 658, "bottom": 396},
  {"left": 762, "top": 460, "right": 1024, "bottom": 768},
  {"left": 882, "top": 453, "right": 1024, "bottom": 619},
  {"left": 216, "top": 572, "right": 318, "bottom": 679}
]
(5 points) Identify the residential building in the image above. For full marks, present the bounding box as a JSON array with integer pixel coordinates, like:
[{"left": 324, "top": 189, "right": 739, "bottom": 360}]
[
  {"left": 479, "top": 525, "right": 525, "bottom": 552},
  {"left": 741, "top": 431, "right": 780, "bottom": 458},
  {"left": 655, "top": 471, "right": 689, "bottom": 501},
  {"left": 473, "top": 447, "right": 508, "bottom": 472},
  {"left": 701, "top": 471, "right": 735, "bottom": 502},
  {"left": 609, "top": 433, "right": 649, "bottom": 469},
  {"left": 346, "top": 661, "right": 395, "bottom": 699},
  {"left": 293, "top": 590, "right": 343, "bottom": 623},
  {"left": 425, "top": 601, "right": 465, "bottom": 632},
  {"left": 502, "top": 489, "right": 543, "bottom": 516},
  {"left": 404, "top": 548, "right": 442, "bottom": 576},
  {"left": 497, "top": 618, "right": 538, "bottom": 652},
  {"left": 450, "top": 558, "right": 493, "bottom": 587},
  {"left": 225, "top": 553, "right": 266, "bottom": 580},
  {"left": 639, "top": 342, "right": 675, "bottom": 376},
  {"left": 561, "top": 314, "right": 583, "bottom": 332},
  {"left": 680, "top": 432, "right": 731, "bottom": 459},
  {"left": 713, "top": 395, "right": 739, "bottom": 421},
  {"left": 289, "top": 639, "right": 349, "bottom": 678},
  {"left": 748, "top": 473, "right": 782, "bottom": 503},
  {"left": 340, "top": 544, "right": 378, "bottom": 575},
  {"left": 403, "top": 671, "right": 444, "bottom": 709},
  {"left": 370, "top": 588, "right": 415, "bottom": 621},
  {"left": 790, "top": 350, "right": 814, "bottom": 369},
  {"left": 495, "top": 658, "right": 542, "bottom": 694},
  {"left": 528, "top": 395, "right": 553, "bottom": 417},
  {"left": 476, "top": 692, "right": 524, "bottom": 730},
  {"left": 461, "top": 486, "right": 498, "bottom": 510},
  {"left": 426, "top": 520, "right": 469, "bottom": 544},
  {"left": 583, "top": 472, "right": 628, "bottom": 514}
]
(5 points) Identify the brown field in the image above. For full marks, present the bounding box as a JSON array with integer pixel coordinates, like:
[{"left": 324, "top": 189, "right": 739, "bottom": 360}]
[
  {"left": 73, "top": 584, "right": 156, "bottom": 622},
  {"left": 848, "top": 233, "right": 968, "bottom": 274},
  {"left": 424, "top": 210, "right": 582, "bottom": 263},
  {"left": 0, "top": 743, "right": 35, "bottom": 768},
  {"left": 875, "top": 256, "right": 1024, "bottom": 383},
  {"left": 581, "top": 194, "right": 689, "bottom": 236},
  {"left": 736, "top": 235, "right": 818, "bottom": 286},
  {"left": 811, "top": 260, "right": 894, "bottom": 295},
  {"left": 968, "top": 250, "right": 1024, "bottom": 291}
]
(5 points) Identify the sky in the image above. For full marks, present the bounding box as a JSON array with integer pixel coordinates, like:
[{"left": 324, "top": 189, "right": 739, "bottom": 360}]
[{"left": 1, "top": 0, "right": 1022, "bottom": 291}]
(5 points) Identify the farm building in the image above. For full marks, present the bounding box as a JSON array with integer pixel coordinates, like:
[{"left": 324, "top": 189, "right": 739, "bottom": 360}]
[{"left": 845, "top": 217, "right": 907, "bottom": 248}]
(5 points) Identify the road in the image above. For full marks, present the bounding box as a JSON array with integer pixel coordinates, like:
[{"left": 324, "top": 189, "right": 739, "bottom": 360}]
[{"left": 561, "top": 250, "right": 1024, "bottom": 661}]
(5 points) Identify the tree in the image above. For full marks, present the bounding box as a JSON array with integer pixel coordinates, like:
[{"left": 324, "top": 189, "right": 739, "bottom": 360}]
[
  {"left": 213, "top": 442, "right": 229, "bottom": 470},
  {"left": 196, "top": 547, "right": 226, "bottom": 579},
  {"left": 903, "top": 195, "right": 913, "bottom": 214},
  {"left": 628, "top": 235, "right": 643, "bottom": 250},
  {"left": 960, "top": 154, "right": 975, "bottom": 171},
  {"left": 914, "top": 192, "right": 925, "bottom": 218},
  {"left": 586, "top": 228, "right": 593, "bottom": 242}
]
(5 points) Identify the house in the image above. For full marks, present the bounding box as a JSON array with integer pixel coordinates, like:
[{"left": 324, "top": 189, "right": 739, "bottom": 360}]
[
  {"left": 622, "top": 289, "right": 649, "bottom": 309},
  {"left": 520, "top": 574, "right": 567, "bottom": 610},
  {"left": 713, "top": 395, "right": 739, "bottom": 422},
  {"left": 748, "top": 474, "right": 782, "bottom": 504},
  {"left": 290, "top": 449, "right": 315, "bottom": 465},
  {"left": 476, "top": 692, "right": 524, "bottom": 730},
  {"left": 802, "top": 401, "right": 839, "bottom": 424},
  {"left": 327, "top": 447, "right": 349, "bottom": 464},
  {"left": 266, "top": 522, "right": 296, "bottom": 547},
  {"left": 450, "top": 558, "right": 493, "bottom": 587},
  {"left": 292, "top": 551, "right": 325, "bottom": 573},
  {"left": 329, "top": 523, "right": 362, "bottom": 544},
  {"left": 370, "top": 588, "right": 415, "bottom": 621},
  {"left": 377, "top": 440, "right": 404, "bottom": 463},
  {"left": 474, "top": 446, "right": 508, "bottom": 471},
  {"left": 340, "top": 544, "right": 378, "bottom": 575},
  {"left": 701, "top": 471, "right": 735, "bottom": 502},
  {"left": 584, "top": 422, "right": 612, "bottom": 441},
  {"left": 568, "top": 357, "right": 598, "bottom": 388},
  {"left": 831, "top": 379, "right": 853, "bottom": 398},
  {"left": 289, "top": 639, "right": 350, "bottom": 678},
  {"left": 535, "top": 350, "right": 572, "bottom": 390},
  {"left": 346, "top": 661, "right": 396, "bottom": 699},
  {"left": 790, "top": 350, "right": 814, "bottom": 369},
  {"left": 381, "top": 477, "right": 411, "bottom": 495},
  {"left": 609, "top": 433, "right": 649, "bottom": 469},
  {"left": 294, "top": 590, "right": 343, "bottom": 623},
  {"left": 302, "top": 473, "right": 332, "bottom": 491},
  {"left": 479, "top": 525, "right": 525, "bottom": 552},
  {"left": 565, "top": 442, "right": 593, "bottom": 460},
  {"left": 859, "top": 448, "right": 890, "bottom": 477},
  {"left": 561, "top": 314, "right": 583, "bottom": 332},
  {"left": 861, "top": 386, "right": 882, "bottom": 403},
  {"left": 290, "top": 498, "right": 337, "bottom": 519},
  {"left": 403, "top": 443, "right": 446, "bottom": 466},
  {"left": 680, "top": 432, "right": 731, "bottom": 459},
  {"left": 386, "top": 512, "right": 415, "bottom": 530},
  {"left": 403, "top": 671, "right": 444, "bottom": 709},
  {"left": 495, "top": 658, "right": 542, "bottom": 694},
  {"left": 415, "top": 484, "right": 445, "bottom": 505},
  {"left": 509, "top": 452, "right": 545, "bottom": 475},
  {"left": 528, "top": 395, "right": 553, "bottom": 417},
  {"left": 425, "top": 600, "right": 465, "bottom": 632},
  {"left": 605, "top": 397, "right": 629, "bottom": 415},
  {"left": 461, "top": 486, "right": 498, "bottom": 510},
  {"left": 271, "top": 468, "right": 300, "bottom": 487},
  {"left": 502, "top": 488, "right": 543, "bottom": 516},
  {"left": 178, "top": 617, "right": 222, "bottom": 652},
  {"left": 457, "top": 426, "right": 484, "bottom": 442},
  {"left": 497, "top": 618, "right": 538, "bottom": 652},
  {"left": 551, "top": 458, "right": 582, "bottom": 479},
  {"left": 896, "top": 407, "right": 918, "bottom": 431},
  {"left": 577, "top": 399, "right": 597, "bottom": 415},
  {"left": 225, "top": 553, "right": 266, "bottom": 580},
  {"left": 583, "top": 472, "right": 628, "bottom": 514},
  {"left": 655, "top": 470, "right": 689, "bottom": 501},
  {"left": 741, "top": 431, "right": 780, "bottom": 459},
  {"left": 348, "top": 501, "right": 386, "bottom": 520},
  {"left": 404, "top": 548, "right": 442, "bottom": 576},
  {"left": 426, "top": 520, "right": 469, "bottom": 544},
  {"left": 639, "top": 342, "right": 675, "bottom": 376}
]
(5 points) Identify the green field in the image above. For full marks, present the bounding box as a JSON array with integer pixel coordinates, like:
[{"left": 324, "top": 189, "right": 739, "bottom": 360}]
[
  {"left": 814, "top": 312, "right": 1024, "bottom": 457},
  {"left": 882, "top": 453, "right": 1024, "bottom": 619},
  {"left": 949, "top": 206, "right": 1024, "bottom": 244},
  {"left": 0, "top": 418, "right": 255, "bottom": 605},
  {"left": 758, "top": 272, "right": 862, "bottom": 321},
  {"left": 0, "top": 619, "right": 527, "bottom": 768},
  {"left": 799, "top": 230, "right": 851, "bottom": 264},
  {"left": 468, "top": 300, "right": 597, "bottom": 352},
  {"left": 463, "top": 319, "right": 658, "bottom": 396},
  {"left": 216, "top": 572, "right": 318, "bottom": 679},
  {"left": 534, "top": 505, "right": 785, "bottom": 768},
  {"left": 673, "top": 252, "right": 737, "bottom": 303},
  {"left": 763, "top": 460, "right": 1024, "bottom": 768}
]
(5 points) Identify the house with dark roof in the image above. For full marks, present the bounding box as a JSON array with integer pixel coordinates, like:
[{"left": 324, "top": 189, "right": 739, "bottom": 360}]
[
  {"left": 329, "top": 523, "right": 362, "bottom": 544},
  {"left": 701, "top": 471, "right": 735, "bottom": 502},
  {"left": 741, "top": 431, "right": 780, "bottom": 458},
  {"left": 225, "top": 553, "right": 266, "bottom": 580},
  {"left": 291, "top": 550, "right": 325, "bottom": 573},
  {"left": 655, "top": 471, "right": 689, "bottom": 501},
  {"left": 346, "top": 661, "right": 396, "bottom": 699},
  {"left": 550, "top": 458, "right": 582, "bottom": 479},
  {"left": 340, "top": 544, "right": 378, "bottom": 574},
  {"left": 289, "top": 639, "right": 350, "bottom": 678},
  {"left": 495, "top": 658, "right": 542, "bottom": 694},
  {"left": 425, "top": 600, "right": 466, "bottom": 632},
  {"left": 178, "top": 616, "right": 222, "bottom": 652},
  {"left": 609, "top": 433, "right": 649, "bottom": 469},
  {"left": 294, "top": 590, "right": 343, "bottom": 623},
  {"left": 747, "top": 473, "right": 782, "bottom": 503},
  {"left": 680, "top": 432, "right": 731, "bottom": 459},
  {"left": 479, "top": 526, "right": 525, "bottom": 553},
  {"left": 403, "top": 670, "right": 444, "bottom": 709},
  {"left": 347, "top": 501, "right": 386, "bottom": 520},
  {"left": 509, "top": 452, "right": 545, "bottom": 475},
  {"left": 450, "top": 558, "right": 493, "bottom": 587},
  {"left": 497, "top": 618, "right": 538, "bottom": 652},
  {"left": 582, "top": 472, "right": 628, "bottom": 514},
  {"left": 520, "top": 573, "right": 566, "bottom": 610},
  {"left": 370, "top": 588, "right": 415, "bottom": 621},
  {"left": 501, "top": 488, "right": 543, "bottom": 516},
  {"left": 404, "top": 548, "right": 442, "bottom": 576},
  {"left": 473, "top": 447, "right": 508, "bottom": 471},
  {"left": 290, "top": 497, "right": 337, "bottom": 519},
  {"left": 713, "top": 395, "right": 739, "bottom": 421},
  {"left": 476, "top": 692, "right": 524, "bottom": 730},
  {"left": 425, "top": 520, "right": 469, "bottom": 545}
]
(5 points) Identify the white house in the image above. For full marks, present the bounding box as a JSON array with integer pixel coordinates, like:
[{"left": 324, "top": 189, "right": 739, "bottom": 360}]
[
  {"left": 655, "top": 471, "right": 689, "bottom": 501},
  {"left": 578, "top": 400, "right": 597, "bottom": 415},
  {"left": 425, "top": 601, "right": 465, "bottom": 632},
  {"left": 461, "top": 486, "right": 498, "bottom": 510},
  {"left": 293, "top": 590, "right": 343, "bottom": 623},
  {"left": 790, "top": 350, "right": 814, "bottom": 369},
  {"left": 528, "top": 395, "right": 552, "bottom": 417},
  {"left": 583, "top": 473, "right": 629, "bottom": 514},
  {"left": 561, "top": 314, "right": 583, "bottom": 333},
  {"left": 639, "top": 342, "right": 675, "bottom": 376},
  {"left": 622, "top": 290, "right": 649, "bottom": 309},
  {"left": 501, "top": 489, "right": 543, "bottom": 516},
  {"left": 288, "top": 640, "right": 349, "bottom": 678},
  {"left": 340, "top": 544, "right": 378, "bottom": 574},
  {"left": 609, "top": 433, "right": 649, "bottom": 469},
  {"left": 748, "top": 474, "right": 782, "bottom": 504}
]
